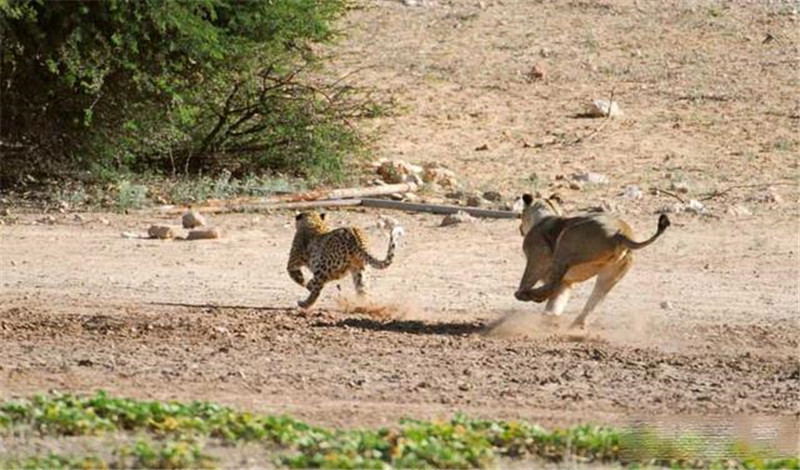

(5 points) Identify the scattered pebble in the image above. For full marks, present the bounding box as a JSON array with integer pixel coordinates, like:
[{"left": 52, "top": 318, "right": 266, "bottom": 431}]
[
  {"left": 727, "top": 204, "right": 752, "bottom": 217},
  {"left": 670, "top": 181, "right": 690, "bottom": 194},
  {"left": 528, "top": 63, "right": 546, "bottom": 81},
  {"left": 148, "top": 225, "right": 176, "bottom": 240},
  {"left": 182, "top": 210, "right": 207, "bottom": 229},
  {"left": 660, "top": 301, "right": 673, "bottom": 310},
  {"left": 623, "top": 185, "right": 643, "bottom": 200},
  {"left": 482, "top": 191, "right": 503, "bottom": 202},
  {"left": 441, "top": 211, "right": 476, "bottom": 227},
  {"left": 586, "top": 100, "right": 622, "bottom": 118},
  {"left": 466, "top": 195, "right": 485, "bottom": 207},
  {"left": 572, "top": 171, "right": 608, "bottom": 185},
  {"left": 185, "top": 228, "right": 222, "bottom": 240},
  {"left": 37, "top": 215, "right": 57, "bottom": 225},
  {"left": 474, "top": 143, "right": 490, "bottom": 151},
  {"left": 656, "top": 203, "right": 684, "bottom": 214},
  {"left": 0, "top": 208, "right": 10, "bottom": 217},
  {"left": 685, "top": 199, "right": 706, "bottom": 214},
  {"left": 748, "top": 187, "right": 782, "bottom": 204}
]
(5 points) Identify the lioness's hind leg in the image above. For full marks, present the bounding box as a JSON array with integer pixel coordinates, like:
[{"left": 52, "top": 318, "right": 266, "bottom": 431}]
[
  {"left": 545, "top": 284, "right": 572, "bottom": 316},
  {"left": 570, "top": 253, "right": 633, "bottom": 329}
]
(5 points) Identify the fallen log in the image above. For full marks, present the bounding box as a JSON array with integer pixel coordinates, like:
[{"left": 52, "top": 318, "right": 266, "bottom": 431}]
[
  {"left": 159, "top": 183, "right": 417, "bottom": 215},
  {"left": 246, "top": 199, "right": 363, "bottom": 211},
  {"left": 360, "top": 198, "right": 519, "bottom": 219}
]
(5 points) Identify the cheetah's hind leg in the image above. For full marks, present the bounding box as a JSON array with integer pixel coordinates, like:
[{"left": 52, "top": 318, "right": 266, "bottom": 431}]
[{"left": 351, "top": 269, "right": 367, "bottom": 297}]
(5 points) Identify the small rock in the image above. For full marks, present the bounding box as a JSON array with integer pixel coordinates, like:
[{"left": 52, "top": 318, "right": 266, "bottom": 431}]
[
  {"left": 749, "top": 187, "right": 782, "bottom": 204},
  {"left": 73, "top": 213, "right": 85, "bottom": 223},
  {"left": 185, "top": 228, "right": 222, "bottom": 240},
  {"left": 403, "top": 193, "right": 420, "bottom": 203},
  {"left": 98, "top": 218, "right": 110, "bottom": 225},
  {"left": 474, "top": 143, "right": 490, "bottom": 151},
  {"left": 0, "top": 208, "right": 11, "bottom": 217},
  {"left": 572, "top": 171, "right": 608, "bottom": 185},
  {"left": 37, "top": 215, "right": 57, "bottom": 225},
  {"left": 528, "top": 63, "right": 546, "bottom": 81},
  {"left": 148, "top": 225, "right": 176, "bottom": 240},
  {"left": 656, "top": 204, "right": 683, "bottom": 214},
  {"left": 441, "top": 211, "right": 476, "bottom": 227},
  {"left": 660, "top": 301, "right": 673, "bottom": 310},
  {"left": 120, "top": 232, "right": 140, "bottom": 239},
  {"left": 685, "top": 199, "right": 706, "bottom": 214},
  {"left": 727, "top": 204, "right": 752, "bottom": 217},
  {"left": 670, "top": 181, "right": 690, "bottom": 194},
  {"left": 406, "top": 173, "right": 424, "bottom": 186},
  {"left": 458, "top": 382, "right": 471, "bottom": 391},
  {"left": 182, "top": 210, "right": 207, "bottom": 229},
  {"left": 482, "top": 191, "right": 503, "bottom": 202},
  {"left": 422, "top": 165, "right": 457, "bottom": 187},
  {"left": 586, "top": 100, "right": 622, "bottom": 118},
  {"left": 623, "top": 185, "right": 643, "bottom": 200},
  {"left": 569, "top": 181, "right": 583, "bottom": 191},
  {"left": 376, "top": 159, "right": 424, "bottom": 184},
  {"left": 466, "top": 195, "right": 485, "bottom": 207}
]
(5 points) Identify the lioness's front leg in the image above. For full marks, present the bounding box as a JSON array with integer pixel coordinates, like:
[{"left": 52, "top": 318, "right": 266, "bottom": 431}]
[{"left": 518, "top": 263, "right": 569, "bottom": 303}]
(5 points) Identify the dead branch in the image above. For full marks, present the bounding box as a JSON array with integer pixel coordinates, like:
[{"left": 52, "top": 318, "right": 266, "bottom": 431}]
[
  {"left": 652, "top": 187, "right": 687, "bottom": 204},
  {"left": 699, "top": 181, "right": 795, "bottom": 201}
]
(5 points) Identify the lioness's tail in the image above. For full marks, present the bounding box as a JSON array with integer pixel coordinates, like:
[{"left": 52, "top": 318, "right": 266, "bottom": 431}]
[
  {"left": 616, "top": 214, "right": 671, "bottom": 250},
  {"left": 359, "top": 226, "right": 405, "bottom": 269}
]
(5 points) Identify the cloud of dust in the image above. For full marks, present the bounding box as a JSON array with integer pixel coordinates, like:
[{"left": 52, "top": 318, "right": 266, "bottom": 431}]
[
  {"left": 485, "top": 308, "right": 669, "bottom": 347},
  {"left": 334, "top": 295, "right": 427, "bottom": 322}
]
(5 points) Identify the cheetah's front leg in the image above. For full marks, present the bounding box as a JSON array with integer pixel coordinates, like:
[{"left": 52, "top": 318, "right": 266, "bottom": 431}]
[{"left": 297, "top": 273, "right": 328, "bottom": 309}]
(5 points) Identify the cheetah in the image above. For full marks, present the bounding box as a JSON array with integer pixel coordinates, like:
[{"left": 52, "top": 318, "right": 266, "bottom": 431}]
[{"left": 287, "top": 211, "right": 404, "bottom": 309}]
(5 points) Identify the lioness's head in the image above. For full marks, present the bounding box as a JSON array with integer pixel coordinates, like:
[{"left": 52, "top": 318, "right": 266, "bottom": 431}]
[{"left": 519, "top": 193, "right": 563, "bottom": 236}]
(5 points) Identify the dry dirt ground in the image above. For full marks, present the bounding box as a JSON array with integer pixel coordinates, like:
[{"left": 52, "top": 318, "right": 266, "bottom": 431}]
[{"left": 1, "top": 0, "right": 799, "bottom": 455}]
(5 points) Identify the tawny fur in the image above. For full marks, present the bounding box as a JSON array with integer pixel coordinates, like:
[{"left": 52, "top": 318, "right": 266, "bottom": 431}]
[{"left": 515, "top": 194, "right": 670, "bottom": 329}]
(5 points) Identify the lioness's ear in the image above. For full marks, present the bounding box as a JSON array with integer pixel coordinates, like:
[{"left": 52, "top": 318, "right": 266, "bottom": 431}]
[
  {"left": 320, "top": 212, "right": 326, "bottom": 220},
  {"left": 522, "top": 193, "right": 533, "bottom": 206}
]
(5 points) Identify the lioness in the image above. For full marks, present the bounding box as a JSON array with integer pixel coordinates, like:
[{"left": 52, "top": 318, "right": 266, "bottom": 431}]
[{"left": 514, "top": 194, "right": 670, "bottom": 328}]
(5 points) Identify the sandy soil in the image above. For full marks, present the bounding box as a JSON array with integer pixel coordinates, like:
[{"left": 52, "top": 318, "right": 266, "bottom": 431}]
[{"left": 1, "top": 0, "right": 798, "bottom": 456}]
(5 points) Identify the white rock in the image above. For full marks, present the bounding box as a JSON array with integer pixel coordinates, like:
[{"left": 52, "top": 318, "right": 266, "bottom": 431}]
[
  {"left": 670, "top": 181, "right": 690, "bottom": 194},
  {"left": 727, "top": 204, "right": 752, "bottom": 217},
  {"left": 660, "top": 301, "right": 673, "bottom": 310},
  {"left": 623, "top": 185, "right": 643, "bottom": 200},
  {"left": 586, "top": 100, "right": 622, "bottom": 118},
  {"left": 572, "top": 171, "right": 608, "bottom": 185},
  {"left": 749, "top": 187, "right": 783, "bottom": 204},
  {"left": 441, "top": 210, "right": 476, "bottom": 227},
  {"left": 684, "top": 199, "right": 706, "bottom": 214},
  {"left": 656, "top": 204, "right": 683, "bottom": 214}
]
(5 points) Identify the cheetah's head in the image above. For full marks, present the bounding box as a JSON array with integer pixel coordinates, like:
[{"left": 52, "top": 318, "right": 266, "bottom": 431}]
[{"left": 295, "top": 211, "right": 329, "bottom": 233}]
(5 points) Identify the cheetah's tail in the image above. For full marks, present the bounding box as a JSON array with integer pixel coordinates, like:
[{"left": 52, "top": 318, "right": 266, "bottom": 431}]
[{"left": 362, "top": 225, "right": 404, "bottom": 269}]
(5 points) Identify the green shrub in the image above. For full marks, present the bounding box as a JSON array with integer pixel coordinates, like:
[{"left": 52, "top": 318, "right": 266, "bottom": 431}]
[{"left": 0, "top": 0, "right": 372, "bottom": 187}]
